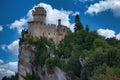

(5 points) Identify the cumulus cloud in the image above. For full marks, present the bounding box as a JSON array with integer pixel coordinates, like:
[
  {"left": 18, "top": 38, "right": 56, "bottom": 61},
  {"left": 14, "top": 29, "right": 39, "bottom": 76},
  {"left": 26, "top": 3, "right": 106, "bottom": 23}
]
[
  {"left": 85, "top": 0, "right": 120, "bottom": 16},
  {"left": 0, "top": 69, "right": 15, "bottom": 80},
  {"left": 0, "top": 59, "right": 4, "bottom": 64},
  {"left": 10, "top": 18, "right": 27, "bottom": 34},
  {"left": 116, "top": 33, "right": 120, "bottom": 40},
  {"left": 30, "top": 3, "right": 73, "bottom": 30},
  {"left": 97, "top": 28, "right": 120, "bottom": 40},
  {"left": 72, "top": 11, "right": 80, "bottom": 16},
  {"left": 97, "top": 28, "right": 115, "bottom": 38},
  {"left": 1, "top": 40, "right": 19, "bottom": 55},
  {"left": 10, "top": 3, "right": 74, "bottom": 34},
  {"left": 0, "top": 25, "right": 3, "bottom": 31},
  {"left": 0, "top": 59, "right": 17, "bottom": 80},
  {"left": 3, "top": 62, "right": 18, "bottom": 71},
  {"left": 1, "top": 44, "right": 7, "bottom": 51}
]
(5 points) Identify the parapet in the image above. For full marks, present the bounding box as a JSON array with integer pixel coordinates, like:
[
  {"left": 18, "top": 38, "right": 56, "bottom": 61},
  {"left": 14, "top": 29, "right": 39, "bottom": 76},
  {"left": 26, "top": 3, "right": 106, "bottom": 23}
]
[{"left": 32, "top": 6, "right": 46, "bottom": 16}]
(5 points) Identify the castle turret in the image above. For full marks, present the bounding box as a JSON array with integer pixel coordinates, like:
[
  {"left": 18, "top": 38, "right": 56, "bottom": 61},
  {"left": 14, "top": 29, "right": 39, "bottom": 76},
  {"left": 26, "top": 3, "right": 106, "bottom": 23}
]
[
  {"left": 57, "top": 19, "right": 61, "bottom": 29},
  {"left": 32, "top": 7, "right": 46, "bottom": 24},
  {"left": 58, "top": 19, "right": 61, "bottom": 26}
]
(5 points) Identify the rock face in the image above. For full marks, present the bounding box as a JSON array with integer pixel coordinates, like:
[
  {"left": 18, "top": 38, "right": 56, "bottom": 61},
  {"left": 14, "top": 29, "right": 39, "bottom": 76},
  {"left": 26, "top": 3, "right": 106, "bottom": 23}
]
[
  {"left": 41, "top": 67, "right": 67, "bottom": 80},
  {"left": 18, "top": 44, "right": 68, "bottom": 80},
  {"left": 18, "top": 44, "right": 35, "bottom": 80}
]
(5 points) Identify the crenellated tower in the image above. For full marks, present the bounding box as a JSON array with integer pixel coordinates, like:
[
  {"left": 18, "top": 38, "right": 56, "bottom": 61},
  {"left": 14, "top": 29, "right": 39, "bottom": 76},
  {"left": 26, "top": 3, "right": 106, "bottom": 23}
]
[{"left": 32, "top": 7, "right": 46, "bottom": 24}]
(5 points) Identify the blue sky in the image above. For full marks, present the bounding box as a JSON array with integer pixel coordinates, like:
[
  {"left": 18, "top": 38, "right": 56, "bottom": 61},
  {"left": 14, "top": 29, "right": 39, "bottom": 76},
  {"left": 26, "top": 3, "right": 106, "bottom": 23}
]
[{"left": 0, "top": 0, "right": 120, "bottom": 79}]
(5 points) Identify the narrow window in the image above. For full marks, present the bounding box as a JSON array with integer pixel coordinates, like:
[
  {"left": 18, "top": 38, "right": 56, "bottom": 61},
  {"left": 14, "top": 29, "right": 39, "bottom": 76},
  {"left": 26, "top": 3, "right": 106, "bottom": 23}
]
[
  {"left": 63, "top": 29, "right": 65, "bottom": 32},
  {"left": 48, "top": 33, "right": 50, "bottom": 35},
  {"left": 29, "top": 32, "right": 31, "bottom": 35}
]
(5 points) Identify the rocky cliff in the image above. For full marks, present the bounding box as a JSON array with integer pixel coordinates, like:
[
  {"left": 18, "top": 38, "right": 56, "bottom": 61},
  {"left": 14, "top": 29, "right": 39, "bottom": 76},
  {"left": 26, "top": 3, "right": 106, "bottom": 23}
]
[
  {"left": 18, "top": 35, "right": 68, "bottom": 80},
  {"left": 18, "top": 44, "right": 35, "bottom": 80}
]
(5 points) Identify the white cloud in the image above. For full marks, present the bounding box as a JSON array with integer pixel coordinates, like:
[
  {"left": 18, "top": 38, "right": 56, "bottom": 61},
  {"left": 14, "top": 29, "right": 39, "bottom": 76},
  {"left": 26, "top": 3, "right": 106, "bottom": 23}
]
[
  {"left": 9, "top": 3, "right": 74, "bottom": 34},
  {"left": 0, "top": 69, "right": 15, "bottom": 80},
  {"left": 85, "top": 0, "right": 120, "bottom": 16},
  {"left": 97, "top": 28, "right": 120, "bottom": 40},
  {"left": 70, "top": 23, "right": 75, "bottom": 32},
  {"left": 34, "top": 3, "right": 73, "bottom": 29},
  {"left": 116, "top": 33, "right": 120, "bottom": 40},
  {"left": 10, "top": 18, "right": 27, "bottom": 34},
  {"left": 97, "top": 28, "right": 115, "bottom": 38},
  {"left": 1, "top": 40, "right": 19, "bottom": 55},
  {"left": 3, "top": 62, "right": 18, "bottom": 71},
  {"left": 1, "top": 44, "right": 7, "bottom": 51},
  {"left": 7, "top": 40, "right": 19, "bottom": 55},
  {"left": 0, "top": 59, "right": 17, "bottom": 79},
  {"left": 0, "top": 59, "right": 4, "bottom": 64},
  {"left": 72, "top": 11, "right": 80, "bottom": 16},
  {"left": 0, "top": 25, "right": 3, "bottom": 31}
]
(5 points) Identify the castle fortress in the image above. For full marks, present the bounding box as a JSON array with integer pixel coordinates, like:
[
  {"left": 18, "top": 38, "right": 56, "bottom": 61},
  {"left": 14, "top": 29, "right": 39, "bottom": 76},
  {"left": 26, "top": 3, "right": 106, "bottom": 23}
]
[
  {"left": 28, "top": 6, "right": 70, "bottom": 44},
  {"left": 18, "top": 7, "right": 70, "bottom": 80}
]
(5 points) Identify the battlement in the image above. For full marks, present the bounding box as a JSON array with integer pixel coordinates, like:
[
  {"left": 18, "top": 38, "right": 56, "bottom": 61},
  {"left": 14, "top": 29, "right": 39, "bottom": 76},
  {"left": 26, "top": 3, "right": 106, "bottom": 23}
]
[
  {"left": 32, "top": 7, "right": 46, "bottom": 16},
  {"left": 32, "top": 6, "right": 46, "bottom": 24},
  {"left": 47, "top": 24, "right": 56, "bottom": 28}
]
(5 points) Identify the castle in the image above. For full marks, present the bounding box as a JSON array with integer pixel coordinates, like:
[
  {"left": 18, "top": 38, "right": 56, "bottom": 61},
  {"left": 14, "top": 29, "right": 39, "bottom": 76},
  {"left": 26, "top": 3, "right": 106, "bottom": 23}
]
[
  {"left": 28, "top": 6, "right": 70, "bottom": 44},
  {"left": 18, "top": 6, "right": 70, "bottom": 80}
]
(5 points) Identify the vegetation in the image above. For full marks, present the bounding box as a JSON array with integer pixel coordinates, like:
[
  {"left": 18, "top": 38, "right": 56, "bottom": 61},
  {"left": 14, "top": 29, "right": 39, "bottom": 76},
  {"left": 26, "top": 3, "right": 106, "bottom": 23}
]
[
  {"left": 2, "top": 73, "right": 18, "bottom": 80},
  {"left": 26, "top": 72, "right": 39, "bottom": 80},
  {"left": 3, "top": 14, "right": 120, "bottom": 80},
  {"left": 46, "top": 56, "right": 60, "bottom": 74},
  {"left": 55, "top": 14, "right": 120, "bottom": 80},
  {"left": 74, "top": 14, "right": 83, "bottom": 32}
]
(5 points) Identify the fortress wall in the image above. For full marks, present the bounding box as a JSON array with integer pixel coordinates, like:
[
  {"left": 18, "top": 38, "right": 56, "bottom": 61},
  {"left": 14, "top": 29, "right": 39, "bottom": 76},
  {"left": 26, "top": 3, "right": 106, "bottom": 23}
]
[
  {"left": 28, "top": 21, "right": 70, "bottom": 45},
  {"left": 46, "top": 24, "right": 57, "bottom": 43},
  {"left": 28, "top": 22, "right": 34, "bottom": 36},
  {"left": 33, "top": 22, "right": 42, "bottom": 37}
]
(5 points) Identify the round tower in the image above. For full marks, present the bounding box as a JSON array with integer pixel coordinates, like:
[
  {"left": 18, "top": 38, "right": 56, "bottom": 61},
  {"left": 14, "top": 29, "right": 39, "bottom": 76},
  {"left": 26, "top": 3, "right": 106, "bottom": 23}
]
[{"left": 32, "top": 7, "right": 46, "bottom": 24}]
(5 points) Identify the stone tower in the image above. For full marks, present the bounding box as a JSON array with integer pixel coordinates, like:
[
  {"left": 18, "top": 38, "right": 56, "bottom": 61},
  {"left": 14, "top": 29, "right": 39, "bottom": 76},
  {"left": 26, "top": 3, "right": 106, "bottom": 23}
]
[{"left": 32, "top": 7, "right": 46, "bottom": 24}]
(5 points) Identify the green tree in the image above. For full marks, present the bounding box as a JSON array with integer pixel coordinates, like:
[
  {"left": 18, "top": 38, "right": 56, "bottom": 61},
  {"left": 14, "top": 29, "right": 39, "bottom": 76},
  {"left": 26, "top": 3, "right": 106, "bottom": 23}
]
[
  {"left": 67, "top": 55, "right": 82, "bottom": 77},
  {"left": 85, "top": 25, "right": 89, "bottom": 32},
  {"left": 92, "top": 38, "right": 110, "bottom": 50},
  {"left": 26, "top": 72, "right": 39, "bottom": 80},
  {"left": 74, "top": 14, "right": 83, "bottom": 32},
  {"left": 2, "top": 76, "right": 9, "bottom": 80},
  {"left": 106, "top": 37, "right": 119, "bottom": 46},
  {"left": 80, "top": 48, "right": 107, "bottom": 80},
  {"left": 96, "top": 67, "right": 120, "bottom": 80},
  {"left": 46, "top": 56, "right": 60, "bottom": 74},
  {"left": 2, "top": 73, "right": 18, "bottom": 80}
]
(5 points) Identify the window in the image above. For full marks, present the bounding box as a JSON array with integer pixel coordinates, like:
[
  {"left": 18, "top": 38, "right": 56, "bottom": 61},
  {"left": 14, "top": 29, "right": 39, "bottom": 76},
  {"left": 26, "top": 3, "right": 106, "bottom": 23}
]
[
  {"left": 63, "top": 29, "right": 65, "bottom": 32},
  {"left": 48, "top": 33, "right": 50, "bottom": 35},
  {"left": 29, "top": 32, "right": 31, "bottom": 35}
]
